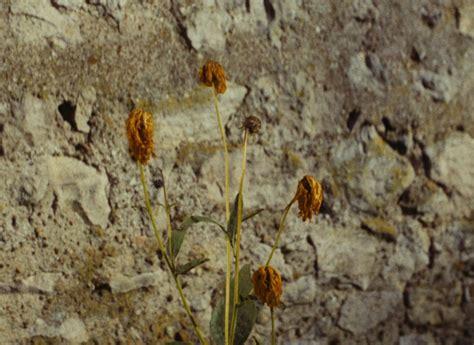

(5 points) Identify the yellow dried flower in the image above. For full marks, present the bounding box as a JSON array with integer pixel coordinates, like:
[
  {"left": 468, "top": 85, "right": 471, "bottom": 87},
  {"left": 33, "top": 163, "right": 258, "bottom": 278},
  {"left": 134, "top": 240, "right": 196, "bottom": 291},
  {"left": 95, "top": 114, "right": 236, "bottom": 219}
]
[
  {"left": 199, "top": 61, "right": 227, "bottom": 94},
  {"left": 252, "top": 265, "right": 282, "bottom": 307},
  {"left": 293, "top": 175, "right": 323, "bottom": 222},
  {"left": 243, "top": 116, "right": 261, "bottom": 134},
  {"left": 125, "top": 109, "right": 154, "bottom": 165}
]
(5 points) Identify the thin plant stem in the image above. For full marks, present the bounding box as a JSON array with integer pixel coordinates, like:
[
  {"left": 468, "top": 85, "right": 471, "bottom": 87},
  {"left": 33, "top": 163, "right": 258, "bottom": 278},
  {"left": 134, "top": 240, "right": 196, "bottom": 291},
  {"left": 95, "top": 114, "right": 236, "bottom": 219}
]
[
  {"left": 265, "top": 200, "right": 295, "bottom": 267},
  {"left": 139, "top": 164, "right": 208, "bottom": 345},
  {"left": 162, "top": 176, "right": 174, "bottom": 266},
  {"left": 139, "top": 164, "right": 170, "bottom": 266},
  {"left": 213, "top": 88, "right": 232, "bottom": 345},
  {"left": 213, "top": 85, "right": 230, "bottom": 220},
  {"left": 271, "top": 307, "right": 276, "bottom": 345},
  {"left": 230, "top": 130, "right": 249, "bottom": 345},
  {"left": 173, "top": 273, "right": 208, "bottom": 344}
]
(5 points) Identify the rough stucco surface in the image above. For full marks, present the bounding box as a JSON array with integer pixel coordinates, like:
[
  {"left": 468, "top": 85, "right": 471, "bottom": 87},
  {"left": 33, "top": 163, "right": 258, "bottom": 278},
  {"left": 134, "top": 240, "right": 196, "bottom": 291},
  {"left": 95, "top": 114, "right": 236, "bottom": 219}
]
[{"left": 0, "top": 1, "right": 474, "bottom": 344}]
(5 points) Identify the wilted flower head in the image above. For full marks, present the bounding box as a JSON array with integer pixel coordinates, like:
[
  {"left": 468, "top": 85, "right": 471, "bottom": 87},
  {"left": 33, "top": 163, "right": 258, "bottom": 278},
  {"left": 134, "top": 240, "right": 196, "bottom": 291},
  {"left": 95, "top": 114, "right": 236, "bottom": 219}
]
[
  {"left": 125, "top": 109, "right": 154, "bottom": 165},
  {"left": 252, "top": 265, "right": 282, "bottom": 307},
  {"left": 243, "top": 116, "right": 261, "bottom": 134},
  {"left": 293, "top": 175, "right": 323, "bottom": 222},
  {"left": 199, "top": 61, "right": 227, "bottom": 94}
]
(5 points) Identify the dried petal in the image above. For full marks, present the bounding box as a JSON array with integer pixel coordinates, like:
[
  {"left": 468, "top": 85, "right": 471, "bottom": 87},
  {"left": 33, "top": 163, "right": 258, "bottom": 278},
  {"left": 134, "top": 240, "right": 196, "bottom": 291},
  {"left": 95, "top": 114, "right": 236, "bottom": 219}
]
[
  {"left": 252, "top": 265, "right": 282, "bottom": 307},
  {"left": 199, "top": 61, "right": 227, "bottom": 94},
  {"left": 125, "top": 109, "right": 154, "bottom": 165},
  {"left": 293, "top": 176, "right": 323, "bottom": 222}
]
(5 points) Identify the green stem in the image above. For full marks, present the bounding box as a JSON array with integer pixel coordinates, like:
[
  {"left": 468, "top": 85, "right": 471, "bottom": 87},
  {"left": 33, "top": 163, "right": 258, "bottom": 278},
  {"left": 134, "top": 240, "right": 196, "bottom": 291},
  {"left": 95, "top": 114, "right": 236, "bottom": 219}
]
[
  {"left": 230, "top": 130, "right": 249, "bottom": 345},
  {"left": 174, "top": 275, "right": 208, "bottom": 345},
  {"left": 271, "top": 307, "right": 276, "bottom": 345},
  {"left": 213, "top": 88, "right": 232, "bottom": 345},
  {"left": 139, "top": 164, "right": 207, "bottom": 345},
  {"left": 265, "top": 200, "right": 295, "bottom": 267},
  {"left": 162, "top": 176, "right": 174, "bottom": 266},
  {"left": 139, "top": 164, "right": 170, "bottom": 267}
]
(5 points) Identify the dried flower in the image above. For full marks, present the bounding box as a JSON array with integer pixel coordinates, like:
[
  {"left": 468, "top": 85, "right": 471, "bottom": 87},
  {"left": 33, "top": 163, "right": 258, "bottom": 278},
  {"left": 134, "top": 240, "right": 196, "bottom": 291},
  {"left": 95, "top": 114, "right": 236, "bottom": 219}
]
[
  {"left": 125, "top": 109, "right": 154, "bottom": 165},
  {"left": 243, "top": 116, "right": 261, "bottom": 134},
  {"left": 252, "top": 265, "right": 282, "bottom": 307},
  {"left": 292, "top": 175, "right": 323, "bottom": 222},
  {"left": 199, "top": 61, "right": 227, "bottom": 94}
]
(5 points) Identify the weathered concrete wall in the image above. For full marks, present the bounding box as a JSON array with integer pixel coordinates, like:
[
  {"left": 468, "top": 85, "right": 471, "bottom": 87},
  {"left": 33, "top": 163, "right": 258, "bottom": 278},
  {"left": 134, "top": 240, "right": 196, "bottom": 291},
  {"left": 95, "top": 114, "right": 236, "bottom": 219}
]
[{"left": 1, "top": 1, "right": 473, "bottom": 344}]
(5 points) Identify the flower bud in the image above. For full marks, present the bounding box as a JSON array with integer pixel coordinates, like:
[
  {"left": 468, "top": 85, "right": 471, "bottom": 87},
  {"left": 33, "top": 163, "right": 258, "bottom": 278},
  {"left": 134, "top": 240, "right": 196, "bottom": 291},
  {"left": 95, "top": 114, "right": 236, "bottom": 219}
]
[{"left": 243, "top": 116, "right": 261, "bottom": 134}]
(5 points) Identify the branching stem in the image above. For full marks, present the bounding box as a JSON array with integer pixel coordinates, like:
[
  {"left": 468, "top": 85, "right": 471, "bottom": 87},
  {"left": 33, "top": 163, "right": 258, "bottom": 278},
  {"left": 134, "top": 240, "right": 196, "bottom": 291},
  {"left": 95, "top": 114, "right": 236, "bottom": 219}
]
[
  {"left": 230, "top": 130, "right": 249, "bottom": 345},
  {"left": 212, "top": 89, "right": 232, "bottom": 345},
  {"left": 139, "top": 164, "right": 208, "bottom": 345}
]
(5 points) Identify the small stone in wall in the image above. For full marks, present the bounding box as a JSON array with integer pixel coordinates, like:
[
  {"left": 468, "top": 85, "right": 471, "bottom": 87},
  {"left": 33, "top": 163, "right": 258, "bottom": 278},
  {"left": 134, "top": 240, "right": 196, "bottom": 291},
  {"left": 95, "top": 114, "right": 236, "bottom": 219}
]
[
  {"left": 30, "top": 317, "right": 89, "bottom": 343},
  {"left": 338, "top": 291, "right": 401, "bottom": 335},
  {"left": 311, "top": 226, "right": 378, "bottom": 290},
  {"left": 416, "top": 70, "right": 460, "bottom": 103},
  {"left": 186, "top": 7, "right": 231, "bottom": 52},
  {"left": 109, "top": 271, "right": 167, "bottom": 294},
  {"left": 459, "top": 4, "right": 474, "bottom": 38},
  {"left": 426, "top": 132, "right": 474, "bottom": 198},
  {"left": 284, "top": 275, "right": 317, "bottom": 304},
  {"left": 13, "top": 94, "right": 50, "bottom": 146},
  {"left": 20, "top": 273, "right": 62, "bottom": 294},
  {"left": 407, "top": 285, "right": 463, "bottom": 326},
  {"left": 48, "top": 156, "right": 110, "bottom": 228},
  {"left": 75, "top": 87, "right": 96, "bottom": 133},
  {"left": 331, "top": 126, "right": 415, "bottom": 213},
  {"left": 399, "top": 334, "right": 437, "bottom": 345},
  {"left": 10, "top": 1, "right": 82, "bottom": 46},
  {"left": 348, "top": 53, "right": 385, "bottom": 95}
]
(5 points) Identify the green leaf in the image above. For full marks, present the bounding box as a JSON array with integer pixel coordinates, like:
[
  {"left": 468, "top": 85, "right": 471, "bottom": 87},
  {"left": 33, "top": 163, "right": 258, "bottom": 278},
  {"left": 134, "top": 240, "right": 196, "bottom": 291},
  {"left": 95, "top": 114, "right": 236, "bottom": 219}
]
[
  {"left": 180, "top": 215, "right": 225, "bottom": 233},
  {"left": 170, "top": 229, "right": 186, "bottom": 259},
  {"left": 227, "top": 194, "right": 263, "bottom": 249},
  {"left": 210, "top": 299, "right": 257, "bottom": 345},
  {"left": 233, "top": 300, "right": 257, "bottom": 345},
  {"left": 170, "top": 215, "right": 225, "bottom": 259},
  {"left": 175, "top": 258, "right": 209, "bottom": 275},
  {"left": 210, "top": 264, "right": 255, "bottom": 345},
  {"left": 242, "top": 208, "right": 264, "bottom": 222},
  {"left": 227, "top": 193, "right": 242, "bottom": 248},
  {"left": 231, "top": 264, "right": 253, "bottom": 298},
  {"left": 252, "top": 336, "right": 262, "bottom": 345}
]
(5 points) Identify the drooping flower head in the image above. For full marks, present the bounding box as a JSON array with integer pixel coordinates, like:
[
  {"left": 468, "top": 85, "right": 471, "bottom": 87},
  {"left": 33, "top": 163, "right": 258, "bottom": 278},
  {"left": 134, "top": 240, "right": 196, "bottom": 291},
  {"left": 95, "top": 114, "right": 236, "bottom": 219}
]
[
  {"left": 125, "top": 109, "right": 154, "bottom": 165},
  {"left": 292, "top": 175, "right": 323, "bottom": 222},
  {"left": 243, "top": 116, "right": 261, "bottom": 134},
  {"left": 199, "top": 61, "right": 227, "bottom": 94},
  {"left": 252, "top": 265, "right": 282, "bottom": 307}
]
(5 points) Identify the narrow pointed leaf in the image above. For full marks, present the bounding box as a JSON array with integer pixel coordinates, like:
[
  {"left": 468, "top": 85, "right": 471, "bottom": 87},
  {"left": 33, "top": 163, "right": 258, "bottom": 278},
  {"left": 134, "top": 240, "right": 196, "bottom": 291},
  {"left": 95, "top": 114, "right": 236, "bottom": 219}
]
[
  {"left": 175, "top": 258, "right": 209, "bottom": 275},
  {"left": 188, "top": 215, "right": 226, "bottom": 233},
  {"left": 171, "top": 215, "right": 225, "bottom": 259},
  {"left": 210, "top": 299, "right": 257, "bottom": 345},
  {"left": 243, "top": 208, "right": 264, "bottom": 222},
  {"left": 231, "top": 264, "right": 253, "bottom": 298},
  {"left": 233, "top": 300, "right": 257, "bottom": 345},
  {"left": 227, "top": 193, "right": 242, "bottom": 248},
  {"left": 170, "top": 229, "right": 186, "bottom": 259},
  {"left": 210, "top": 264, "right": 254, "bottom": 345}
]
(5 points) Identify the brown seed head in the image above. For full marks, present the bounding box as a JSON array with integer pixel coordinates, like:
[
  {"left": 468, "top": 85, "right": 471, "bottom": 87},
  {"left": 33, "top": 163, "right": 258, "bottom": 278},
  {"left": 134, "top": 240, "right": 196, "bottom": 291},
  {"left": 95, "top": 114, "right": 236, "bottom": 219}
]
[
  {"left": 252, "top": 265, "right": 282, "bottom": 307},
  {"left": 293, "top": 175, "right": 323, "bottom": 222},
  {"left": 243, "top": 116, "right": 261, "bottom": 134},
  {"left": 125, "top": 109, "right": 154, "bottom": 165},
  {"left": 199, "top": 61, "right": 227, "bottom": 94}
]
